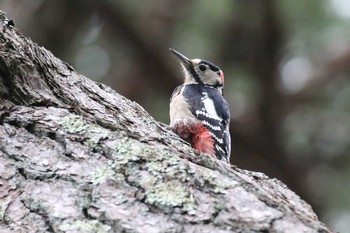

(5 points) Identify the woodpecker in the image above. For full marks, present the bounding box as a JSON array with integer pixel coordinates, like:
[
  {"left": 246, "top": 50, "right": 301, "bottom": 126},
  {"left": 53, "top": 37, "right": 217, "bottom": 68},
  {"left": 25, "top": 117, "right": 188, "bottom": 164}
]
[{"left": 169, "top": 48, "right": 231, "bottom": 162}]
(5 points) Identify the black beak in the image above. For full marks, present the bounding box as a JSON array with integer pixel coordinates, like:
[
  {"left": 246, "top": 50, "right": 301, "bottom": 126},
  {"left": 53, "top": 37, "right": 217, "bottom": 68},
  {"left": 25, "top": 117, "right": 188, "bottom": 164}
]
[{"left": 169, "top": 48, "right": 192, "bottom": 68}]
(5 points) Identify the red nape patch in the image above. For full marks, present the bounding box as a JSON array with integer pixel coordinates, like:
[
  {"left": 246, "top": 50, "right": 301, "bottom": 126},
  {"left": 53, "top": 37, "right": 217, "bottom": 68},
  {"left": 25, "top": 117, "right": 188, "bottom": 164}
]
[
  {"left": 220, "top": 70, "right": 224, "bottom": 83},
  {"left": 192, "top": 125, "right": 215, "bottom": 157}
]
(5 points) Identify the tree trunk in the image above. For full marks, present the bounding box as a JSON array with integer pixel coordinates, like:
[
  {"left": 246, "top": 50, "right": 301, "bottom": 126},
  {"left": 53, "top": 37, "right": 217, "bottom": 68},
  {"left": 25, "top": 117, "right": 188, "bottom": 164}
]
[{"left": 0, "top": 11, "right": 333, "bottom": 233}]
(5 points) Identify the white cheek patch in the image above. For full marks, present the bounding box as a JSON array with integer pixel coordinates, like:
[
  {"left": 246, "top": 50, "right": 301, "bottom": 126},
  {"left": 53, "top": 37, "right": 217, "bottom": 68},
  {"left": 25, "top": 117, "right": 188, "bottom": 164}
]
[{"left": 203, "top": 71, "right": 220, "bottom": 86}]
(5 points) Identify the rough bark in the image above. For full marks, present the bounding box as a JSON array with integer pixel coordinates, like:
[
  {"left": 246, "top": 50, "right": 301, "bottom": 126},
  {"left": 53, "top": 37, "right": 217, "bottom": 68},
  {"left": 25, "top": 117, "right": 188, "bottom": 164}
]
[{"left": 0, "top": 11, "right": 333, "bottom": 233}]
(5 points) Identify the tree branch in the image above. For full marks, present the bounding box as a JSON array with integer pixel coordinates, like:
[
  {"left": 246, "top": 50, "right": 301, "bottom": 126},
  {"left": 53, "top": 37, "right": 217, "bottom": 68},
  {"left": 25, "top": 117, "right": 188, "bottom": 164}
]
[{"left": 0, "top": 11, "right": 333, "bottom": 233}]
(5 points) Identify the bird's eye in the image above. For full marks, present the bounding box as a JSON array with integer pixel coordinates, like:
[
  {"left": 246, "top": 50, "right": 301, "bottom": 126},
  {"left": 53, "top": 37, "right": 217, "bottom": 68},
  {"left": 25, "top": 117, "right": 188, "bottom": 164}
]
[{"left": 199, "top": 64, "right": 206, "bottom": 71}]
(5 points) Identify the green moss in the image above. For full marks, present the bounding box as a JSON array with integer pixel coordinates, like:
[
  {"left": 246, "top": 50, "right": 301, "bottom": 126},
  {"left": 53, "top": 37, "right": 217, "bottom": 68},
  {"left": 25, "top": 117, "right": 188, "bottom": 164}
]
[
  {"left": 61, "top": 114, "right": 110, "bottom": 154},
  {"left": 61, "top": 115, "right": 88, "bottom": 134},
  {"left": 138, "top": 173, "right": 158, "bottom": 188},
  {"left": 59, "top": 220, "right": 111, "bottom": 233},
  {"left": 108, "top": 139, "right": 198, "bottom": 211},
  {"left": 112, "top": 139, "right": 145, "bottom": 167},
  {"left": 111, "top": 139, "right": 158, "bottom": 166},
  {"left": 193, "top": 169, "right": 233, "bottom": 194},
  {"left": 90, "top": 163, "right": 125, "bottom": 185},
  {"left": 87, "top": 125, "right": 110, "bottom": 142},
  {"left": 145, "top": 181, "right": 195, "bottom": 210},
  {"left": 145, "top": 161, "right": 168, "bottom": 174},
  {"left": 84, "top": 138, "right": 104, "bottom": 154}
]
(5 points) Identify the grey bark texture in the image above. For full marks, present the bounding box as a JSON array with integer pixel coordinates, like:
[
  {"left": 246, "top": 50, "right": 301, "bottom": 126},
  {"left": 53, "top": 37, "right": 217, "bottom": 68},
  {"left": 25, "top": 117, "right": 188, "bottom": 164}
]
[{"left": 0, "top": 11, "right": 333, "bottom": 233}]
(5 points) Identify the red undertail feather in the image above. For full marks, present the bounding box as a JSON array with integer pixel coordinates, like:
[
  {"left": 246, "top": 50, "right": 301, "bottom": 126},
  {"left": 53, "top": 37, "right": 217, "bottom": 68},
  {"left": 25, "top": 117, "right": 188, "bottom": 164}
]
[
  {"left": 172, "top": 121, "right": 215, "bottom": 157},
  {"left": 192, "top": 125, "right": 215, "bottom": 156}
]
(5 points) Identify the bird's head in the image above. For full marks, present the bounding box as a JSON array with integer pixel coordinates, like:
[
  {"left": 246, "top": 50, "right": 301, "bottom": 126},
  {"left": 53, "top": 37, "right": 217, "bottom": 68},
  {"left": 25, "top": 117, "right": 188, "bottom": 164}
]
[{"left": 169, "top": 48, "right": 224, "bottom": 94}]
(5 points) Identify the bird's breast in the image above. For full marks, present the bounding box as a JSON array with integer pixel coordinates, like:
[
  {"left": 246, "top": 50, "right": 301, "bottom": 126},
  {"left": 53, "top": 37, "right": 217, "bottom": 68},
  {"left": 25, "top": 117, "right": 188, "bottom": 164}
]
[{"left": 169, "top": 86, "right": 198, "bottom": 127}]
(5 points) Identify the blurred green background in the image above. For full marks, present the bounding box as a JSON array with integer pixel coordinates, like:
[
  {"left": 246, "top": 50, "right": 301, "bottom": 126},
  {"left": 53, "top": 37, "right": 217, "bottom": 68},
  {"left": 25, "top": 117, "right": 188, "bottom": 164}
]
[{"left": 1, "top": 0, "right": 350, "bottom": 231}]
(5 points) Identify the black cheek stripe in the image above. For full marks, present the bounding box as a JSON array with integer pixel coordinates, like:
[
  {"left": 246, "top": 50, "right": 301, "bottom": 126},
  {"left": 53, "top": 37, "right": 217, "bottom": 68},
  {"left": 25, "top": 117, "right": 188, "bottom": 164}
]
[{"left": 190, "top": 66, "right": 204, "bottom": 85}]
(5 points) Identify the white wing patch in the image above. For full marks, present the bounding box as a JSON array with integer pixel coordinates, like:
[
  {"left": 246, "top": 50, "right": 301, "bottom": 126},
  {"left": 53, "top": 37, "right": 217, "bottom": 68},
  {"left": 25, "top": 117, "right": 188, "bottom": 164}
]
[
  {"left": 201, "top": 120, "right": 221, "bottom": 131},
  {"left": 195, "top": 92, "right": 222, "bottom": 121}
]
